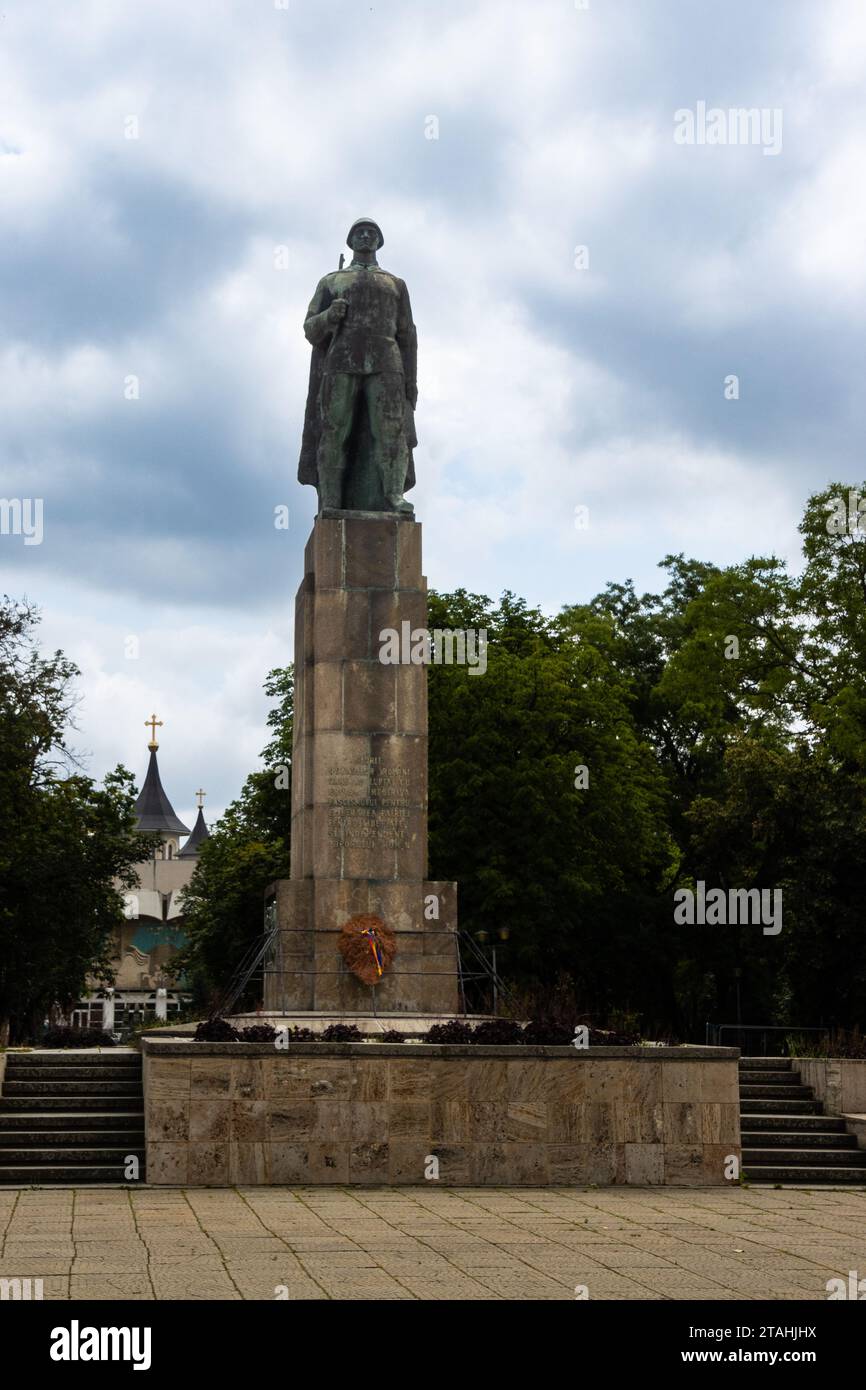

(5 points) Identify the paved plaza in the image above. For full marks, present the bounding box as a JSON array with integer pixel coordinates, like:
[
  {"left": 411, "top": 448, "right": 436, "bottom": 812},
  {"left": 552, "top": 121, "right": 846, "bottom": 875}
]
[{"left": 0, "top": 1185, "right": 863, "bottom": 1300}]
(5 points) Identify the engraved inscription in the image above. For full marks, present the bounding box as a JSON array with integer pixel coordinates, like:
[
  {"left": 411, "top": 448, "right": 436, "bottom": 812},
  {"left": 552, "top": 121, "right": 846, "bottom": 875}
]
[
  {"left": 328, "top": 806, "right": 410, "bottom": 849},
  {"left": 327, "top": 757, "right": 416, "bottom": 848}
]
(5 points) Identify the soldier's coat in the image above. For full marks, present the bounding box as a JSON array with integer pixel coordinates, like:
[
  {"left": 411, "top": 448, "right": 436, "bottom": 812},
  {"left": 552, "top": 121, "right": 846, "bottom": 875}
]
[{"left": 298, "top": 264, "right": 417, "bottom": 490}]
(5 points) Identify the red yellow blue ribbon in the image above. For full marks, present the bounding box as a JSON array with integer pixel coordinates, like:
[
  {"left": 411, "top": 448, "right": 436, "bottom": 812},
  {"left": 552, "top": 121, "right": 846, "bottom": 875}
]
[{"left": 362, "top": 927, "right": 384, "bottom": 977}]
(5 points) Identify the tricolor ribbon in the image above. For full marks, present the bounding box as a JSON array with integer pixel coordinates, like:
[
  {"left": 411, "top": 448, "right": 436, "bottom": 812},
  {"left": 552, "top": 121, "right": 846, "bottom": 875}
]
[{"left": 362, "top": 927, "right": 384, "bottom": 977}]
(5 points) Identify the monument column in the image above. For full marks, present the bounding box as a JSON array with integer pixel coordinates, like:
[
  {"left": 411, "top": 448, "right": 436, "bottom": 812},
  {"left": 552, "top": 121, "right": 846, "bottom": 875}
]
[
  {"left": 265, "top": 216, "right": 459, "bottom": 1018},
  {"left": 265, "top": 512, "right": 459, "bottom": 1016}
]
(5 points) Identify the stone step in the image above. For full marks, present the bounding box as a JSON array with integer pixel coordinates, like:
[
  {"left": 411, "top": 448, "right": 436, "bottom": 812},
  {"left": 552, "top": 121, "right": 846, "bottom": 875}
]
[
  {"left": 3, "top": 1051, "right": 139, "bottom": 1064},
  {"left": 741, "top": 1129, "right": 858, "bottom": 1150},
  {"left": 740, "top": 1084, "right": 812, "bottom": 1100},
  {"left": 0, "top": 1129, "right": 144, "bottom": 1147},
  {"left": 0, "top": 1096, "right": 144, "bottom": 1113},
  {"left": 743, "top": 1165, "right": 866, "bottom": 1185},
  {"left": 739, "top": 1057, "right": 792, "bottom": 1069},
  {"left": 740, "top": 1098, "right": 820, "bottom": 1114},
  {"left": 742, "top": 1113, "right": 847, "bottom": 1132},
  {"left": 2, "top": 1081, "right": 143, "bottom": 1097},
  {"left": 0, "top": 1047, "right": 146, "bottom": 1187},
  {"left": 743, "top": 1147, "right": 866, "bottom": 1167},
  {"left": 4, "top": 1066, "right": 141, "bottom": 1082},
  {"left": 0, "top": 1112, "right": 145, "bottom": 1132},
  {"left": 0, "top": 1166, "right": 142, "bottom": 1185},
  {"left": 738, "top": 1070, "right": 802, "bottom": 1085},
  {"left": 0, "top": 1147, "right": 146, "bottom": 1166}
]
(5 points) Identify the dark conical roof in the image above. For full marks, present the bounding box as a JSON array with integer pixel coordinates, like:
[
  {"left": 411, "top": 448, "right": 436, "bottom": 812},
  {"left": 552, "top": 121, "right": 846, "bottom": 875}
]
[
  {"left": 134, "top": 749, "right": 191, "bottom": 835},
  {"left": 179, "top": 806, "right": 210, "bottom": 858}
]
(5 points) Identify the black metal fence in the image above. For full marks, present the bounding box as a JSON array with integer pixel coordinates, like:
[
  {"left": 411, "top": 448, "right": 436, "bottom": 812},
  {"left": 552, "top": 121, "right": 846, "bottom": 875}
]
[
  {"left": 213, "top": 923, "right": 514, "bottom": 1019},
  {"left": 705, "top": 1022, "right": 831, "bottom": 1056}
]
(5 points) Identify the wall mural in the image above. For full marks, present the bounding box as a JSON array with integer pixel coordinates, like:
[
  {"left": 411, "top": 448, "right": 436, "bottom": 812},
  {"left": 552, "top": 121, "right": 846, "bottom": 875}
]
[{"left": 115, "top": 918, "right": 187, "bottom": 990}]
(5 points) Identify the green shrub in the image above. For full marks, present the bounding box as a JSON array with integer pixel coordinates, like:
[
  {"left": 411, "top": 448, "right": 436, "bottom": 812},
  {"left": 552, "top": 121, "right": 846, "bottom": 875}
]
[
  {"left": 425, "top": 1019, "right": 473, "bottom": 1044},
  {"left": 42, "top": 1026, "right": 115, "bottom": 1049},
  {"left": 320, "top": 1024, "right": 361, "bottom": 1042},
  {"left": 193, "top": 1018, "right": 239, "bottom": 1042}
]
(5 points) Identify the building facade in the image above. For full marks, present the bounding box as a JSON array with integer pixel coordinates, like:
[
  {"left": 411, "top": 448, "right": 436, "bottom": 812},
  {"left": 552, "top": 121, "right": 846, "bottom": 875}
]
[{"left": 72, "top": 719, "right": 209, "bottom": 1035}]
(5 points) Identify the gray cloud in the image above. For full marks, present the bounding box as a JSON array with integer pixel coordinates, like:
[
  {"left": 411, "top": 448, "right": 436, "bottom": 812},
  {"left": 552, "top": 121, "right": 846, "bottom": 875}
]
[{"left": 1, "top": 0, "right": 863, "bottom": 804}]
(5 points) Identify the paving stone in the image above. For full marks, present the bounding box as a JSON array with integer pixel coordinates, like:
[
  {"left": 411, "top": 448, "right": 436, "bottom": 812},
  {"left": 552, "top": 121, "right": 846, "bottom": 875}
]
[
  {"left": 0, "top": 1185, "right": 863, "bottom": 1300},
  {"left": 69, "top": 1276, "right": 153, "bottom": 1299}
]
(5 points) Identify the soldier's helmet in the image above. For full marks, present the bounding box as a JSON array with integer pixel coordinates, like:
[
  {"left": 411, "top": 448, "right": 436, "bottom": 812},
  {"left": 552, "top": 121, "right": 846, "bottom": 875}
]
[{"left": 346, "top": 217, "right": 384, "bottom": 250}]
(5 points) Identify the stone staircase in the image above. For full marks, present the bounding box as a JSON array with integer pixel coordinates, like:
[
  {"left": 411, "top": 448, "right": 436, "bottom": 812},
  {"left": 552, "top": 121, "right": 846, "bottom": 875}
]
[
  {"left": 0, "top": 1051, "right": 145, "bottom": 1185},
  {"left": 740, "top": 1056, "right": 866, "bottom": 1185}
]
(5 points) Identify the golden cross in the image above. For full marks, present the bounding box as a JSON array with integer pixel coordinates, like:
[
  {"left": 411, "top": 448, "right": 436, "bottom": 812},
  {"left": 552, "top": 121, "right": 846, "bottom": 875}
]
[
  {"left": 145, "top": 713, "right": 163, "bottom": 748},
  {"left": 195, "top": 788, "right": 206, "bottom": 808}
]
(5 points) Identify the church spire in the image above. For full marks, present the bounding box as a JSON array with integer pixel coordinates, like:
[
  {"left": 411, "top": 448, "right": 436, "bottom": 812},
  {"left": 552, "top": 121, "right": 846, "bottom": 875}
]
[
  {"left": 179, "top": 795, "right": 210, "bottom": 858},
  {"left": 133, "top": 718, "right": 191, "bottom": 835}
]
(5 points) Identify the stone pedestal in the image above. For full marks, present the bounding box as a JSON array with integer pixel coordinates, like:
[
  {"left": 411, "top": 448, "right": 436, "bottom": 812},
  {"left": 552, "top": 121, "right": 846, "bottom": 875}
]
[{"left": 265, "top": 513, "right": 460, "bottom": 1015}]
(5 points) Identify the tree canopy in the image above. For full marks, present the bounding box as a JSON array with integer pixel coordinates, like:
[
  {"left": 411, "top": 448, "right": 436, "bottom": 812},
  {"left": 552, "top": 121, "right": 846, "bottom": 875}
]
[
  {"left": 8, "top": 483, "right": 863, "bottom": 1041},
  {"left": 0, "top": 598, "right": 149, "bottom": 1043},
  {"left": 172, "top": 667, "right": 293, "bottom": 1005},
  {"left": 174, "top": 485, "right": 866, "bottom": 1036}
]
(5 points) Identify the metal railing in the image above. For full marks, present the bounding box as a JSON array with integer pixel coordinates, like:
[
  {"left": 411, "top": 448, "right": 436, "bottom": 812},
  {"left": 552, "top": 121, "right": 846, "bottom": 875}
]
[
  {"left": 705, "top": 1022, "right": 831, "bottom": 1056},
  {"left": 211, "top": 921, "right": 282, "bottom": 1019},
  {"left": 457, "top": 930, "right": 516, "bottom": 1015},
  {"left": 213, "top": 922, "right": 514, "bottom": 1020}
]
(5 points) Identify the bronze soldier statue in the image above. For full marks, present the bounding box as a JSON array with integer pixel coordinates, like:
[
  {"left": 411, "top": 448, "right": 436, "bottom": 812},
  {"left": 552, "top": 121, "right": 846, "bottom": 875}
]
[{"left": 298, "top": 218, "right": 417, "bottom": 514}]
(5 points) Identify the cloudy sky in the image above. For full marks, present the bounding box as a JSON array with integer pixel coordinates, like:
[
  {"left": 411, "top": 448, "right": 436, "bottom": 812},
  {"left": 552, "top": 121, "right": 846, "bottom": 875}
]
[{"left": 2, "top": 0, "right": 864, "bottom": 826}]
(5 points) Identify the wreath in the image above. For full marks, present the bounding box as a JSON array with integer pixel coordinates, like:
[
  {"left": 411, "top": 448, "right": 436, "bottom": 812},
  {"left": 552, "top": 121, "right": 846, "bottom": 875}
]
[{"left": 338, "top": 914, "right": 397, "bottom": 986}]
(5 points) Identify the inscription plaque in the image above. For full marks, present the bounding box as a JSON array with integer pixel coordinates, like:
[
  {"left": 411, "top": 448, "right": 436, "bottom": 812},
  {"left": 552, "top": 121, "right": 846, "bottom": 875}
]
[{"left": 326, "top": 757, "right": 416, "bottom": 849}]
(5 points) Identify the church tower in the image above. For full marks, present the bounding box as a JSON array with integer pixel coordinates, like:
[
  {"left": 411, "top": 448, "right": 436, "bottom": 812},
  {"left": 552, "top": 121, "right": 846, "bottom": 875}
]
[
  {"left": 71, "top": 717, "right": 211, "bottom": 1034},
  {"left": 179, "top": 790, "right": 210, "bottom": 859},
  {"left": 133, "top": 714, "right": 191, "bottom": 860}
]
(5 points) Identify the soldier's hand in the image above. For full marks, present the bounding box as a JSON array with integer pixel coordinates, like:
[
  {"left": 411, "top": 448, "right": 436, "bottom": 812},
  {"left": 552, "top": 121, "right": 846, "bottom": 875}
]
[{"left": 327, "top": 298, "right": 348, "bottom": 325}]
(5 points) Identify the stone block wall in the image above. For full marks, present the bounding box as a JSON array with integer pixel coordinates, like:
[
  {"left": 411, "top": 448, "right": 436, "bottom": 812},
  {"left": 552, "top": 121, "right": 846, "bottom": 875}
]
[
  {"left": 290, "top": 515, "right": 428, "bottom": 884},
  {"left": 264, "top": 877, "right": 459, "bottom": 1014},
  {"left": 143, "top": 1042, "right": 740, "bottom": 1187},
  {"left": 796, "top": 1059, "right": 866, "bottom": 1117}
]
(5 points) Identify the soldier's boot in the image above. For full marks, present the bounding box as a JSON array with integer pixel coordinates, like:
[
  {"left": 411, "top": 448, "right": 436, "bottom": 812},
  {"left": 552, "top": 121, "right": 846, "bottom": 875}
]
[
  {"left": 386, "top": 492, "right": 414, "bottom": 515},
  {"left": 380, "top": 443, "right": 413, "bottom": 516}
]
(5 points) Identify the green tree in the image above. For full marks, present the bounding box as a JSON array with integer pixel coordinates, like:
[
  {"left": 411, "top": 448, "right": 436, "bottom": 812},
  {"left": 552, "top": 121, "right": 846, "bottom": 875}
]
[
  {"left": 687, "top": 739, "right": 866, "bottom": 1028},
  {"left": 635, "top": 486, "right": 866, "bottom": 1032},
  {"left": 796, "top": 481, "right": 866, "bottom": 763},
  {"left": 174, "top": 667, "right": 293, "bottom": 1003},
  {"left": 427, "top": 590, "right": 677, "bottom": 1022},
  {"left": 0, "top": 598, "right": 148, "bottom": 1043},
  {"left": 167, "top": 484, "right": 866, "bottom": 1036}
]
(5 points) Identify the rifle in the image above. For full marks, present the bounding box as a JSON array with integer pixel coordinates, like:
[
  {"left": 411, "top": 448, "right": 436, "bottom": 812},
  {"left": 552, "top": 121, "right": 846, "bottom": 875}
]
[{"left": 327, "top": 252, "right": 348, "bottom": 355}]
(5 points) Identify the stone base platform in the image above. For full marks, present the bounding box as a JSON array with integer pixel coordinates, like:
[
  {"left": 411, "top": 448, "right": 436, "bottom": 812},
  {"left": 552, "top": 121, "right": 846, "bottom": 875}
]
[{"left": 142, "top": 1040, "right": 741, "bottom": 1187}]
